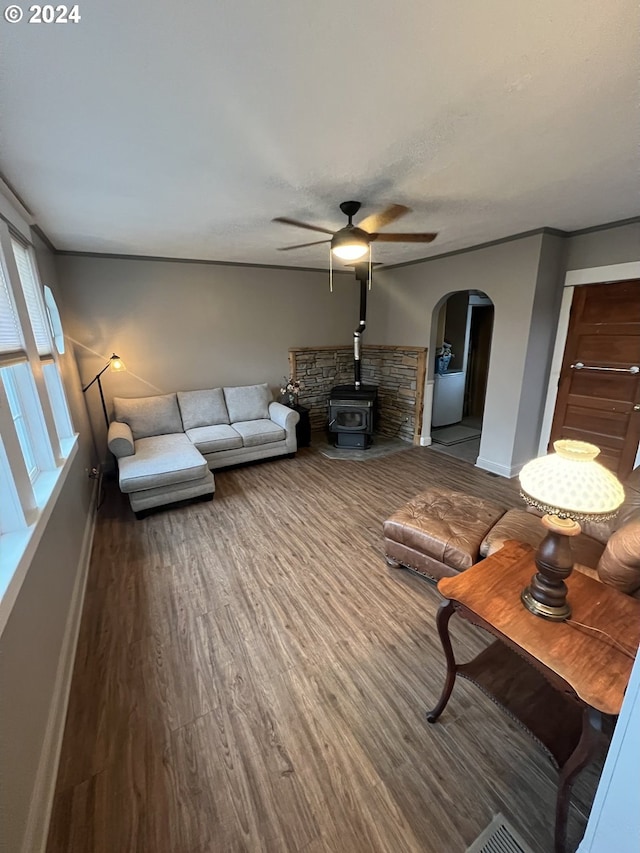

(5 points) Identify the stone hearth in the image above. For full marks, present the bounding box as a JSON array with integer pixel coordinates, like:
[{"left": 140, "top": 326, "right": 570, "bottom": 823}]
[{"left": 288, "top": 345, "right": 427, "bottom": 443}]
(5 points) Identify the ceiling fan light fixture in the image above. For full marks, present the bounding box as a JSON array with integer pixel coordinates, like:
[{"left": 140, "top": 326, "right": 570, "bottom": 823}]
[
  {"left": 330, "top": 227, "right": 369, "bottom": 261},
  {"left": 332, "top": 243, "right": 369, "bottom": 261}
]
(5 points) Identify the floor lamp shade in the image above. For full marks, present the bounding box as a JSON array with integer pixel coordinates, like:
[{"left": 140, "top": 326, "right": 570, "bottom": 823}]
[{"left": 518, "top": 440, "right": 625, "bottom": 620}]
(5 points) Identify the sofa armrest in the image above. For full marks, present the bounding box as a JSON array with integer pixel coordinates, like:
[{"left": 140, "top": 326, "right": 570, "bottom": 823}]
[
  {"left": 108, "top": 421, "right": 135, "bottom": 458},
  {"left": 269, "top": 401, "right": 300, "bottom": 432}
]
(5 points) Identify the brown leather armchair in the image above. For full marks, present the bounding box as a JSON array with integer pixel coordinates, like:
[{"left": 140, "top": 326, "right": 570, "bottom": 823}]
[{"left": 383, "top": 467, "right": 640, "bottom": 596}]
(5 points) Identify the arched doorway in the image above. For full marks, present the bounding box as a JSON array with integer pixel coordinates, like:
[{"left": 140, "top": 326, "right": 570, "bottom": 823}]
[{"left": 429, "top": 290, "right": 494, "bottom": 463}]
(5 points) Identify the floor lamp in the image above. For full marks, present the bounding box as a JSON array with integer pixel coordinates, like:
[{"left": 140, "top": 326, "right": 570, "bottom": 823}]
[{"left": 82, "top": 353, "right": 126, "bottom": 427}]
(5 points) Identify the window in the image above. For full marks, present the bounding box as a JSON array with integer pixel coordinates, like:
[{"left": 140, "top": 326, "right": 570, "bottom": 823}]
[
  {"left": 2, "top": 230, "right": 74, "bottom": 447},
  {"left": 42, "top": 362, "right": 74, "bottom": 440},
  {"left": 11, "top": 236, "right": 54, "bottom": 358},
  {"left": 2, "top": 366, "right": 38, "bottom": 480},
  {"left": 0, "top": 246, "right": 25, "bottom": 362},
  {"left": 0, "top": 210, "right": 78, "bottom": 632},
  {"left": 44, "top": 285, "right": 65, "bottom": 354}
]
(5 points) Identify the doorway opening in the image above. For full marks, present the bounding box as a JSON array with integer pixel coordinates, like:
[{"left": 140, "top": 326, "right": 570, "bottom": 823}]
[{"left": 430, "top": 290, "right": 494, "bottom": 464}]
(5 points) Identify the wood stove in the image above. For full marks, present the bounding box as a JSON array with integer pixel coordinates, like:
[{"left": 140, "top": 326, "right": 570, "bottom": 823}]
[{"left": 329, "top": 384, "right": 378, "bottom": 448}]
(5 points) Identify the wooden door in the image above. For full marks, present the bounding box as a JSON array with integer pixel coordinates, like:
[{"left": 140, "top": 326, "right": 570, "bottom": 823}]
[
  {"left": 464, "top": 304, "right": 494, "bottom": 420},
  {"left": 549, "top": 280, "right": 640, "bottom": 478}
]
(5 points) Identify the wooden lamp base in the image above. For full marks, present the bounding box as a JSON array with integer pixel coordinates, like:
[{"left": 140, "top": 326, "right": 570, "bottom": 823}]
[{"left": 521, "top": 515, "right": 581, "bottom": 621}]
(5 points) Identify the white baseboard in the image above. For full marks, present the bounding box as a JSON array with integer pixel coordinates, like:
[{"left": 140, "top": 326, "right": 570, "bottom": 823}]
[
  {"left": 419, "top": 436, "right": 432, "bottom": 446},
  {"left": 21, "top": 475, "right": 99, "bottom": 853},
  {"left": 475, "top": 456, "right": 523, "bottom": 478}
]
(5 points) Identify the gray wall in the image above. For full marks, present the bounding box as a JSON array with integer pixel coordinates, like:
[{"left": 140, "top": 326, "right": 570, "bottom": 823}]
[
  {"left": 367, "top": 221, "right": 639, "bottom": 475},
  {"left": 511, "top": 233, "right": 567, "bottom": 468},
  {"left": 565, "top": 221, "right": 640, "bottom": 270},
  {"left": 56, "top": 222, "right": 640, "bottom": 471},
  {"left": 0, "top": 239, "right": 96, "bottom": 853},
  {"left": 368, "top": 233, "right": 548, "bottom": 475},
  {"left": 55, "top": 256, "right": 359, "bottom": 457}
]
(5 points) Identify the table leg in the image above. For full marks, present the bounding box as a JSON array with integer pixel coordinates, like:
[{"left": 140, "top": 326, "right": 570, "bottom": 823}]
[
  {"left": 554, "top": 706, "right": 603, "bottom": 853},
  {"left": 427, "top": 599, "right": 457, "bottom": 723}
]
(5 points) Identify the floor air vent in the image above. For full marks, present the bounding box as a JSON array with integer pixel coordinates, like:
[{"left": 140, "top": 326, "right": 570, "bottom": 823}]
[{"left": 466, "top": 814, "right": 535, "bottom": 853}]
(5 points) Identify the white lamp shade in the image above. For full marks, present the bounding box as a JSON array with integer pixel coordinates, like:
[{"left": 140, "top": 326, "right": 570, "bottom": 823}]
[
  {"left": 332, "top": 243, "right": 369, "bottom": 261},
  {"left": 519, "top": 440, "right": 625, "bottom": 521}
]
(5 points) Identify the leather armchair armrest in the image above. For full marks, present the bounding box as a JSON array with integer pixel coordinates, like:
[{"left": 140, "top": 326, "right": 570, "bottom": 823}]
[{"left": 597, "top": 515, "right": 640, "bottom": 594}]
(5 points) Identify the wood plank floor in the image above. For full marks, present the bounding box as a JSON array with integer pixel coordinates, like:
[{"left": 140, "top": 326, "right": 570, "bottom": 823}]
[{"left": 46, "top": 444, "right": 604, "bottom": 853}]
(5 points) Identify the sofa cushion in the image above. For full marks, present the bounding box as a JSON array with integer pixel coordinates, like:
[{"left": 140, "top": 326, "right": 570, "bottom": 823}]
[
  {"left": 480, "top": 509, "right": 546, "bottom": 557},
  {"left": 232, "top": 419, "right": 285, "bottom": 448},
  {"left": 224, "top": 384, "right": 270, "bottom": 423},
  {"left": 177, "top": 388, "right": 230, "bottom": 429},
  {"left": 186, "top": 424, "right": 243, "bottom": 454},
  {"left": 114, "top": 394, "right": 183, "bottom": 441},
  {"left": 118, "top": 433, "right": 207, "bottom": 492},
  {"left": 597, "top": 517, "right": 640, "bottom": 594}
]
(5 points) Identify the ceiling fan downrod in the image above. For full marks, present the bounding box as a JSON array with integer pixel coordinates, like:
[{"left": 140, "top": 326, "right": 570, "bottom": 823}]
[{"left": 339, "top": 200, "right": 361, "bottom": 225}]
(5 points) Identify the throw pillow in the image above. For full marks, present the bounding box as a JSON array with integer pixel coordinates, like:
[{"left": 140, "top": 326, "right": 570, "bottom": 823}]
[
  {"left": 177, "top": 388, "right": 230, "bottom": 429},
  {"left": 113, "top": 393, "right": 183, "bottom": 440},
  {"left": 223, "top": 383, "right": 271, "bottom": 423}
]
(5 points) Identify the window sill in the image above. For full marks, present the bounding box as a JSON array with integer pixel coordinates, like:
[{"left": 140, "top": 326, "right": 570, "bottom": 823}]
[{"left": 0, "top": 434, "right": 79, "bottom": 637}]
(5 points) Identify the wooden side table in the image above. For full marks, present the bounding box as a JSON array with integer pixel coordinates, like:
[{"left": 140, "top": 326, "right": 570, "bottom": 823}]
[{"left": 428, "top": 540, "right": 640, "bottom": 853}]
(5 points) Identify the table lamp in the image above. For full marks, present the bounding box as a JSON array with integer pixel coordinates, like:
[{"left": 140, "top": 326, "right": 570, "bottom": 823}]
[{"left": 518, "top": 439, "right": 624, "bottom": 621}]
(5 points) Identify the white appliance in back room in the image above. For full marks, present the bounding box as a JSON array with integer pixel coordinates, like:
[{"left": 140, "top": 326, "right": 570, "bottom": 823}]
[{"left": 432, "top": 370, "right": 466, "bottom": 427}]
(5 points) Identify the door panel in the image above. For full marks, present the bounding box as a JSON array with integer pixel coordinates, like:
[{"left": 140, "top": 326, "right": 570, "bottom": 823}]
[
  {"left": 567, "top": 372, "right": 635, "bottom": 401},
  {"left": 581, "top": 292, "right": 639, "bottom": 324},
  {"left": 549, "top": 280, "right": 640, "bottom": 478},
  {"left": 578, "top": 334, "right": 638, "bottom": 364},
  {"left": 563, "top": 406, "right": 628, "bottom": 439}
]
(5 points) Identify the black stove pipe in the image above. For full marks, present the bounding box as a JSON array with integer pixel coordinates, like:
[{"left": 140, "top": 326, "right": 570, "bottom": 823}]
[{"left": 353, "top": 263, "right": 369, "bottom": 389}]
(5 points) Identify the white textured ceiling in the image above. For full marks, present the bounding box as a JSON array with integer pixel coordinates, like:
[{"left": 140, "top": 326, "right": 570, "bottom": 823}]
[{"left": 1, "top": 0, "right": 638, "bottom": 268}]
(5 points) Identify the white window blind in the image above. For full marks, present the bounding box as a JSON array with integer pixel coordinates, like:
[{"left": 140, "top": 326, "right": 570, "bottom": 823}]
[
  {"left": 0, "top": 255, "right": 25, "bottom": 365},
  {"left": 11, "top": 237, "right": 53, "bottom": 358}
]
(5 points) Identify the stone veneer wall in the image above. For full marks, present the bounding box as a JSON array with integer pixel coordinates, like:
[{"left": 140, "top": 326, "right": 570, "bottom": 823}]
[{"left": 289, "top": 345, "right": 427, "bottom": 443}]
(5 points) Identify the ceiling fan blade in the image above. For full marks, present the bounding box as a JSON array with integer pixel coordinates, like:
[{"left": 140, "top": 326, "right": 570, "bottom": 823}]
[
  {"left": 369, "top": 232, "right": 438, "bottom": 243},
  {"left": 358, "top": 204, "right": 410, "bottom": 233},
  {"left": 278, "top": 239, "right": 332, "bottom": 251},
  {"left": 272, "top": 217, "right": 334, "bottom": 235}
]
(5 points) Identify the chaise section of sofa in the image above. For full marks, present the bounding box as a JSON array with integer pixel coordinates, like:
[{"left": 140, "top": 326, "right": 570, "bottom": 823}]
[
  {"left": 109, "top": 392, "right": 215, "bottom": 517},
  {"left": 107, "top": 383, "right": 299, "bottom": 516}
]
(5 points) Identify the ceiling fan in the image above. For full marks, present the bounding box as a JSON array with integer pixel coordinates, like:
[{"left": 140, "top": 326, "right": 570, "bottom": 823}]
[{"left": 273, "top": 201, "right": 438, "bottom": 261}]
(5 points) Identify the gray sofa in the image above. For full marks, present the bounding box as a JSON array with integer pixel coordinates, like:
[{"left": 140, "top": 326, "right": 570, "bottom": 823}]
[{"left": 107, "top": 383, "right": 299, "bottom": 517}]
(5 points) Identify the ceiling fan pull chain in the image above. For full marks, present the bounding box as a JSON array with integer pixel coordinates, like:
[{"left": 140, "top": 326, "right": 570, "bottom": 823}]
[{"left": 329, "top": 247, "right": 333, "bottom": 293}]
